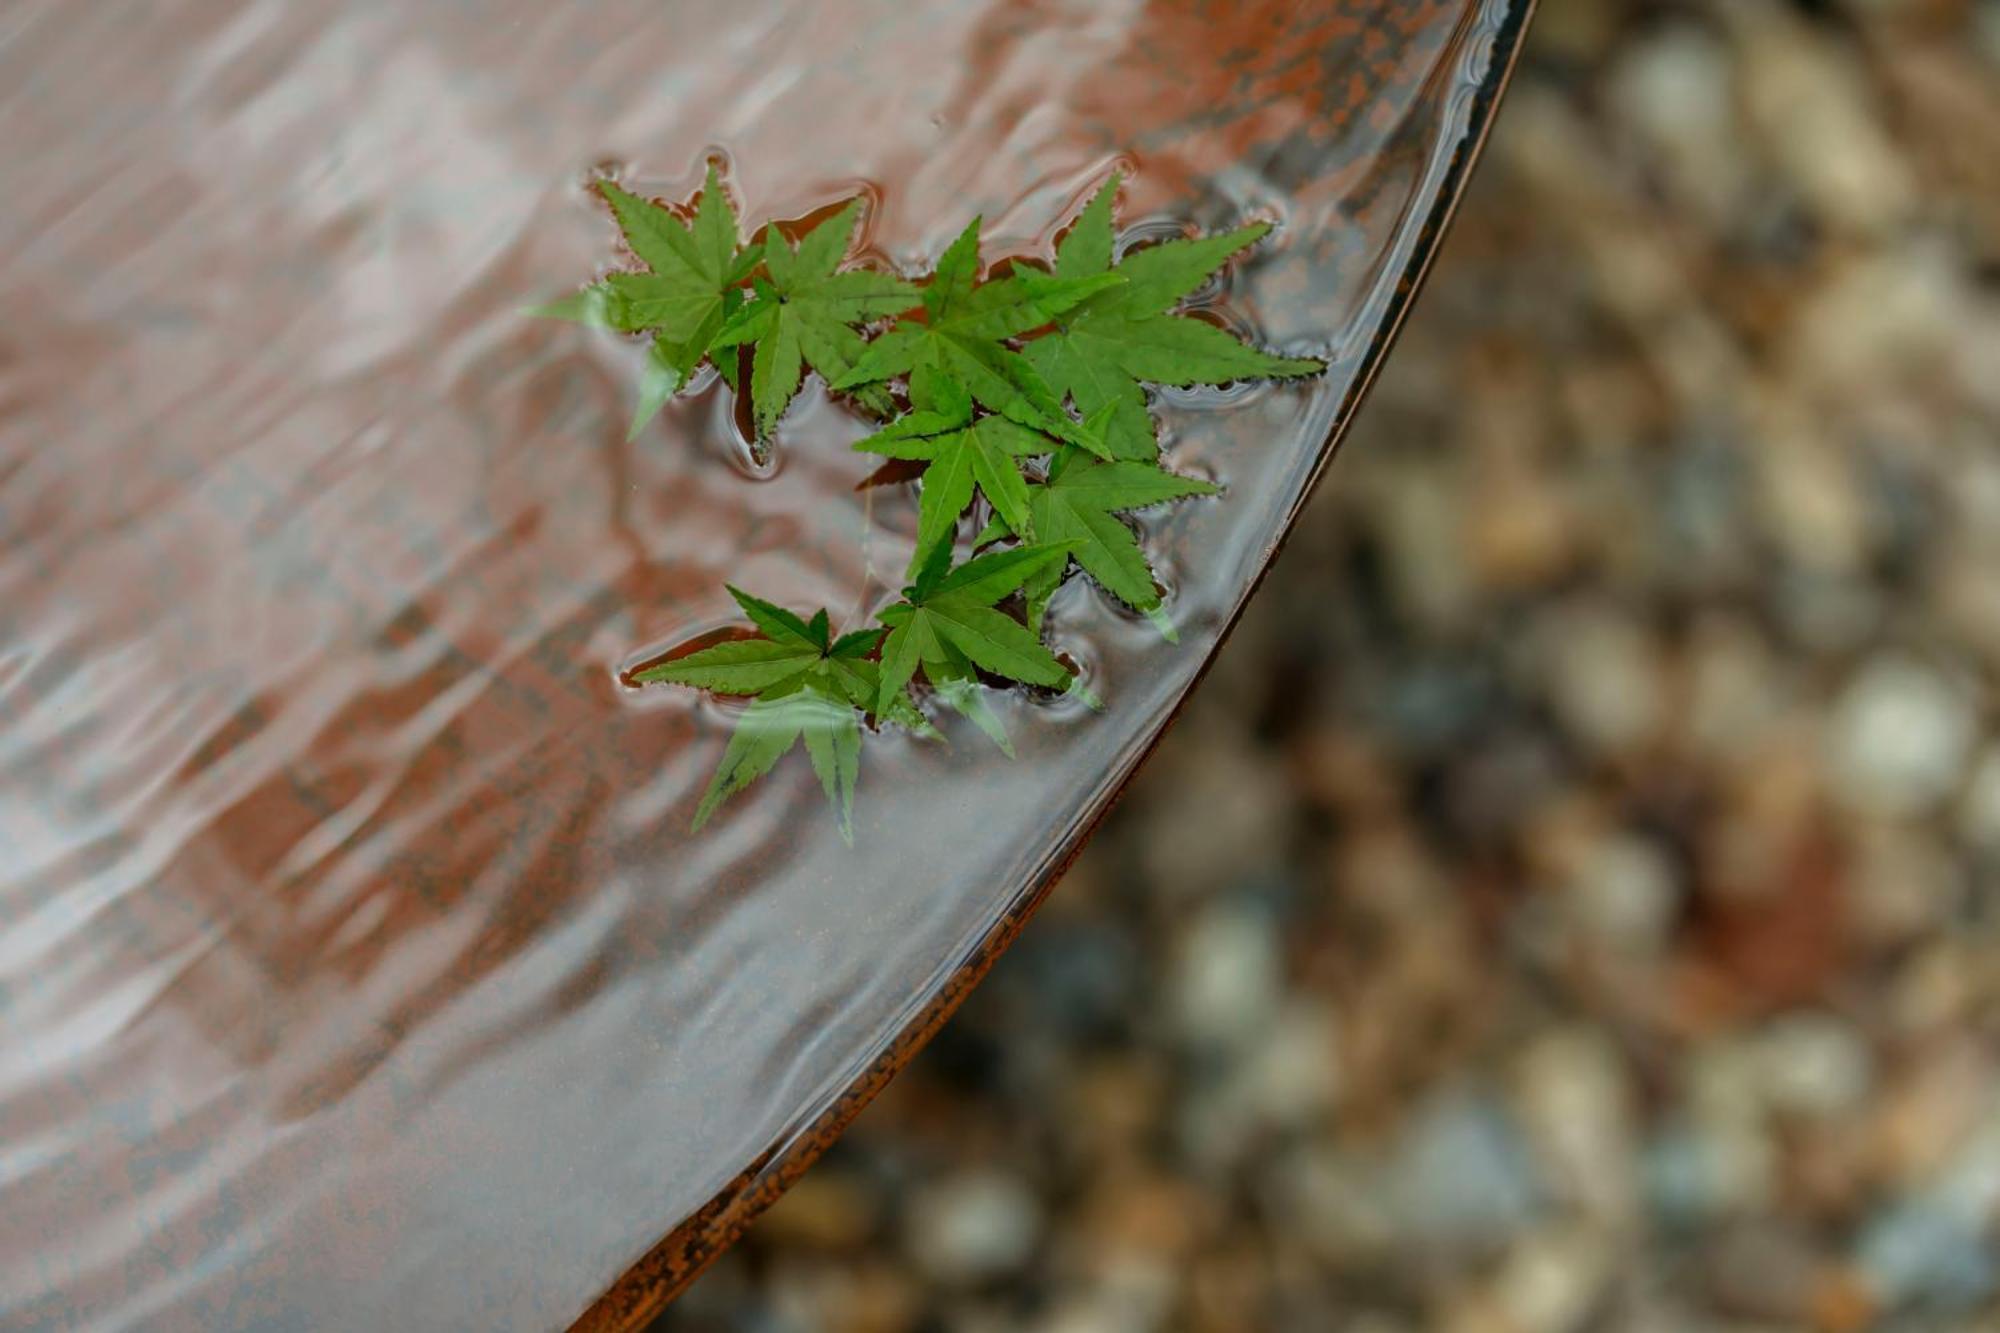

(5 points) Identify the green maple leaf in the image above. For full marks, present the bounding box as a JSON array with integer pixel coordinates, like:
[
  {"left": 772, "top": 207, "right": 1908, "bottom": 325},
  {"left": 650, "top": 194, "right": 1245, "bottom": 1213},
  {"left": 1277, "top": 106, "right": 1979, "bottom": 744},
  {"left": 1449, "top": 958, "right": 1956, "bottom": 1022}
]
[
  {"left": 595, "top": 167, "right": 763, "bottom": 438},
  {"left": 851, "top": 371, "right": 1072, "bottom": 576},
  {"left": 874, "top": 545, "right": 1073, "bottom": 723},
  {"left": 999, "top": 446, "right": 1219, "bottom": 637},
  {"left": 579, "top": 166, "right": 1335, "bottom": 839},
  {"left": 1023, "top": 173, "right": 1323, "bottom": 460},
  {"left": 831, "top": 218, "right": 1123, "bottom": 449},
  {"left": 632, "top": 586, "right": 897, "bottom": 840},
  {"left": 710, "top": 202, "right": 919, "bottom": 438},
  {"left": 530, "top": 166, "right": 760, "bottom": 438}
]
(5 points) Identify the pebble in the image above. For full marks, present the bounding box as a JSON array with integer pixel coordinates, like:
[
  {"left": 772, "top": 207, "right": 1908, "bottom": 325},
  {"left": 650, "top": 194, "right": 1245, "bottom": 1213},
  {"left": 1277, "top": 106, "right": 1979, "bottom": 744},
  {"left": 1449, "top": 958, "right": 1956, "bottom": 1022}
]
[
  {"left": 1037, "top": 1256, "right": 1176, "bottom": 1333},
  {"left": 1703, "top": 1222, "right": 1822, "bottom": 1322},
  {"left": 1377, "top": 457, "right": 1477, "bottom": 633},
  {"left": 1535, "top": 604, "right": 1663, "bottom": 758},
  {"left": 1753, "top": 1013, "right": 1873, "bottom": 1118},
  {"left": 1826, "top": 656, "right": 1977, "bottom": 818},
  {"left": 1178, "top": 998, "right": 1340, "bottom": 1173},
  {"left": 1754, "top": 416, "right": 1872, "bottom": 577},
  {"left": 1529, "top": 0, "right": 1618, "bottom": 63},
  {"left": 1791, "top": 243, "right": 1969, "bottom": 404},
  {"left": 1648, "top": 1115, "right": 1784, "bottom": 1229},
  {"left": 1732, "top": 7, "right": 1915, "bottom": 234},
  {"left": 1773, "top": 569, "right": 1883, "bottom": 655},
  {"left": 1608, "top": 23, "right": 1748, "bottom": 226},
  {"left": 1168, "top": 900, "right": 1282, "bottom": 1051},
  {"left": 1887, "top": 941, "right": 1982, "bottom": 1035},
  {"left": 1137, "top": 731, "right": 1292, "bottom": 901},
  {"left": 1683, "top": 615, "right": 1786, "bottom": 762},
  {"left": 1514, "top": 1030, "right": 1639, "bottom": 1228},
  {"left": 1648, "top": 1042, "right": 1779, "bottom": 1220},
  {"left": 1955, "top": 744, "right": 2000, "bottom": 852},
  {"left": 1563, "top": 830, "right": 1682, "bottom": 955},
  {"left": 1238, "top": 1000, "right": 1342, "bottom": 1127},
  {"left": 903, "top": 1170, "right": 1043, "bottom": 1286},
  {"left": 1491, "top": 1225, "right": 1612, "bottom": 1333},
  {"left": 1385, "top": 1093, "right": 1542, "bottom": 1253},
  {"left": 1848, "top": 824, "right": 1964, "bottom": 947},
  {"left": 1277, "top": 1144, "right": 1395, "bottom": 1264},
  {"left": 1873, "top": 1041, "right": 1993, "bottom": 1181},
  {"left": 1858, "top": 1198, "right": 1999, "bottom": 1314}
]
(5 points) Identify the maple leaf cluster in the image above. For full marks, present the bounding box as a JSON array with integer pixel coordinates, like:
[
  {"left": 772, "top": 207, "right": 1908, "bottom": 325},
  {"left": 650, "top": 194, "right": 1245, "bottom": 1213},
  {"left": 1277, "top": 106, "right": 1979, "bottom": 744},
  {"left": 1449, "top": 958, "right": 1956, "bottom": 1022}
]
[{"left": 554, "top": 165, "right": 1322, "bottom": 836}]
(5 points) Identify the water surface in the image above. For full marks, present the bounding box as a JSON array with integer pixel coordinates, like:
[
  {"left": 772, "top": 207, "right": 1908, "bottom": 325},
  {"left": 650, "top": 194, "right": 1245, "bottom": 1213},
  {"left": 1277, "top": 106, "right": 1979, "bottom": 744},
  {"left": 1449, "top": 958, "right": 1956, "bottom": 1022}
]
[{"left": 0, "top": 2, "right": 1525, "bottom": 1327}]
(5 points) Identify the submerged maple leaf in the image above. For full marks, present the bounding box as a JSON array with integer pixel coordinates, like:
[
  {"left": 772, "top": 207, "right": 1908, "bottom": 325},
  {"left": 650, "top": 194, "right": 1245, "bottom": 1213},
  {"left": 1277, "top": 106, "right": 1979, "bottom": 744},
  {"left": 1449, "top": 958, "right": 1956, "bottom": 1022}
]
[{"left": 632, "top": 588, "right": 894, "bottom": 841}]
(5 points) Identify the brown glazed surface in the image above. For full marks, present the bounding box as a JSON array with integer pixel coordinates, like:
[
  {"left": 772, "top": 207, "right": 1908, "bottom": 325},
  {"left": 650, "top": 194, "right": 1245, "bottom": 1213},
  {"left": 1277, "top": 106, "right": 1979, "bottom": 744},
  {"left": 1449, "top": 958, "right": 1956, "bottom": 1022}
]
[{"left": 0, "top": 3, "right": 1530, "bottom": 1329}]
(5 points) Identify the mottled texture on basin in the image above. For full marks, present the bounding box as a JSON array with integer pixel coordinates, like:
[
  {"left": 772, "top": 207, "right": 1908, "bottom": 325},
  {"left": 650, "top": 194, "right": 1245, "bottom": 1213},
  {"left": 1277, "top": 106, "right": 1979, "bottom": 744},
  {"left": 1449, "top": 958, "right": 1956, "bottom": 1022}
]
[{"left": 0, "top": 2, "right": 1531, "bottom": 1329}]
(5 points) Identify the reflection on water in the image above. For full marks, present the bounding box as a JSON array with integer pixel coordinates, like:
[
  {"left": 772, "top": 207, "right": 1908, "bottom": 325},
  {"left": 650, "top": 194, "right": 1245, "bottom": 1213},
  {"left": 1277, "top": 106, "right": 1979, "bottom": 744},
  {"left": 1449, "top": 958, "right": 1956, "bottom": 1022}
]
[{"left": 0, "top": 1, "right": 1519, "bottom": 1327}]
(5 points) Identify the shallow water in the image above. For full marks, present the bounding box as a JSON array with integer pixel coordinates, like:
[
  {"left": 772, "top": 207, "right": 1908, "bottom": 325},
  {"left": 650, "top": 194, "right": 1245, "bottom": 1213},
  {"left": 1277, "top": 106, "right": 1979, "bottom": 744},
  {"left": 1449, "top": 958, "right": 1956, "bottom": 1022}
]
[{"left": 0, "top": 2, "right": 1522, "bottom": 1328}]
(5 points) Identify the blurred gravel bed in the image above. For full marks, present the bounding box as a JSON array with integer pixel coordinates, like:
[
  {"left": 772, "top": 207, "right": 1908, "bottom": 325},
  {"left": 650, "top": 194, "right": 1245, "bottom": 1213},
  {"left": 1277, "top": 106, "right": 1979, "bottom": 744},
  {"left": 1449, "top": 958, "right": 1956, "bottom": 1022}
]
[{"left": 663, "top": 2, "right": 2000, "bottom": 1329}]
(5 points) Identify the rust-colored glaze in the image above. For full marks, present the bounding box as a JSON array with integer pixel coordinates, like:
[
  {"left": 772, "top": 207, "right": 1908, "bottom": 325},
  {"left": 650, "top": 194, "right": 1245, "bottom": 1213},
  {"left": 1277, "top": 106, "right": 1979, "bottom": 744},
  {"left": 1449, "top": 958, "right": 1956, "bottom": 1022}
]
[{"left": 0, "top": 2, "right": 1532, "bottom": 1329}]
